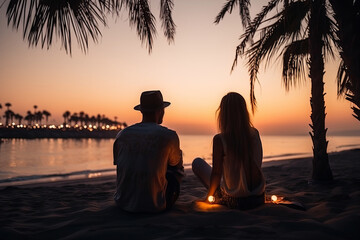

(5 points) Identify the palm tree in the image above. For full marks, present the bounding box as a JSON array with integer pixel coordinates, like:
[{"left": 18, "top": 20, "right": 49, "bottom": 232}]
[
  {"left": 63, "top": 111, "right": 71, "bottom": 125},
  {"left": 3, "top": 103, "right": 13, "bottom": 126},
  {"left": 42, "top": 110, "right": 51, "bottom": 125},
  {"left": 3, "top": 0, "right": 176, "bottom": 54},
  {"left": 35, "top": 111, "right": 43, "bottom": 125},
  {"left": 216, "top": 0, "right": 334, "bottom": 181},
  {"left": 70, "top": 113, "right": 79, "bottom": 126},
  {"left": 14, "top": 113, "right": 23, "bottom": 125},
  {"left": 97, "top": 114, "right": 102, "bottom": 127},
  {"left": 25, "top": 111, "right": 34, "bottom": 125},
  {"left": 90, "top": 116, "right": 97, "bottom": 127},
  {"left": 84, "top": 114, "right": 90, "bottom": 126},
  {"left": 4, "top": 110, "right": 14, "bottom": 126},
  {"left": 5, "top": 102, "right": 11, "bottom": 111},
  {"left": 33, "top": 105, "right": 38, "bottom": 114},
  {"left": 79, "top": 111, "right": 85, "bottom": 126}
]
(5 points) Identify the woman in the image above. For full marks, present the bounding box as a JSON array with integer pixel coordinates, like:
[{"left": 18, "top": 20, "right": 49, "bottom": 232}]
[{"left": 192, "top": 92, "right": 265, "bottom": 209}]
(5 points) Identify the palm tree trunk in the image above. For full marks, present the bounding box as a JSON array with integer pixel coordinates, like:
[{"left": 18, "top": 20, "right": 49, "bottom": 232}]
[{"left": 308, "top": 0, "right": 333, "bottom": 181}]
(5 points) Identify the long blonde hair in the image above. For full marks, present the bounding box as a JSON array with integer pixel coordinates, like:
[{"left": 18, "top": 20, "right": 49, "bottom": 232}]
[{"left": 217, "top": 92, "right": 260, "bottom": 191}]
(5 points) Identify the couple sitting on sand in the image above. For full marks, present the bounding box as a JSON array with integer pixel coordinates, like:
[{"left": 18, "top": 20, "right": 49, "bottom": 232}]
[{"left": 113, "top": 90, "right": 265, "bottom": 213}]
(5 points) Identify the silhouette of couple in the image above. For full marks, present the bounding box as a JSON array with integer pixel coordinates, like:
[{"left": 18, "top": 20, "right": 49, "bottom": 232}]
[{"left": 113, "top": 90, "right": 265, "bottom": 213}]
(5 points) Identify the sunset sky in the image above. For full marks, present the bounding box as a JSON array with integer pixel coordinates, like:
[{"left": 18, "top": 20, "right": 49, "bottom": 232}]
[{"left": 0, "top": 0, "right": 359, "bottom": 135}]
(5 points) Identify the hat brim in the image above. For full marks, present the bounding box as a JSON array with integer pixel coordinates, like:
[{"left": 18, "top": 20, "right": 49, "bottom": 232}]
[{"left": 134, "top": 101, "right": 171, "bottom": 111}]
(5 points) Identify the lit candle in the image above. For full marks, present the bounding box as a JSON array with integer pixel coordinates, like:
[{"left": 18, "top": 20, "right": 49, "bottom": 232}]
[
  {"left": 271, "top": 195, "right": 278, "bottom": 202},
  {"left": 207, "top": 195, "right": 215, "bottom": 203}
]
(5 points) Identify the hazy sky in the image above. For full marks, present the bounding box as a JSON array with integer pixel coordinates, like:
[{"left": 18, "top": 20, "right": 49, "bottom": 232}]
[{"left": 0, "top": 0, "right": 359, "bottom": 135}]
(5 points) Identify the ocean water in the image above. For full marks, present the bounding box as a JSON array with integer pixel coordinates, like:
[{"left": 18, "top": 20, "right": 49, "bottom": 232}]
[{"left": 0, "top": 135, "right": 359, "bottom": 186}]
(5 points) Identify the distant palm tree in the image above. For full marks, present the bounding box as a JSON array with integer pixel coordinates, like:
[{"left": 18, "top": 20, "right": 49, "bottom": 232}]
[
  {"left": 84, "top": 114, "right": 90, "bottom": 126},
  {"left": 18, "top": 114, "right": 23, "bottom": 125},
  {"left": 14, "top": 113, "right": 23, "bottom": 125},
  {"left": 35, "top": 111, "right": 43, "bottom": 125},
  {"left": 97, "top": 114, "right": 102, "bottom": 127},
  {"left": 42, "top": 110, "right": 51, "bottom": 125},
  {"left": 63, "top": 111, "right": 71, "bottom": 125},
  {"left": 5, "top": 102, "right": 11, "bottom": 111},
  {"left": 90, "top": 116, "right": 97, "bottom": 126},
  {"left": 79, "top": 111, "right": 85, "bottom": 126},
  {"left": 3, "top": 103, "right": 12, "bottom": 126},
  {"left": 70, "top": 113, "right": 79, "bottom": 126},
  {"left": 216, "top": 0, "right": 335, "bottom": 181},
  {"left": 4, "top": 110, "right": 14, "bottom": 126},
  {"left": 33, "top": 105, "right": 38, "bottom": 114},
  {"left": 25, "top": 111, "right": 34, "bottom": 125},
  {"left": 3, "top": 0, "right": 176, "bottom": 54}
]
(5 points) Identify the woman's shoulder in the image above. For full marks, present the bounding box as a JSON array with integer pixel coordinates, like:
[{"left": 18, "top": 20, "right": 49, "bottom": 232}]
[
  {"left": 250, "top": 127, "right": 260, "bottom": 136},
  {"left": 213, "top": 133, "right": 223, "bottom": 146},
  {"left": 250, "top": 127, "right": 262, "bottom": 144},
  {"left": 213, "top": 133, "right": 222, "bottom": 140}
]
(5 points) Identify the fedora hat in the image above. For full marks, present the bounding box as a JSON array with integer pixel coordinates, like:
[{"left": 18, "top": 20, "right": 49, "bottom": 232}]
[{"left": 134, "top": 90, "right": 170, "bottom": 112}]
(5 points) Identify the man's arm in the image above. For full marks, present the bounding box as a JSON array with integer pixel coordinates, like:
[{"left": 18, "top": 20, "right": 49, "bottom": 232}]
[
  {"left": 168, "top": 133, "right": 182, "bottom": 167},
  {"left": 167, "top": 133, "right": 184, "bottom": 182},
  {"left": 113, "top": 138, "right": 120, "bottom": 165}
]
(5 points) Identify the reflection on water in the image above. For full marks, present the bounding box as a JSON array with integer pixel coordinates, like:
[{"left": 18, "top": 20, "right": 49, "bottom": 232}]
[
  {"left": 0, "top": 135, "right": 359, "bottom": 185},
  {"left": 0, "top": 139, "right": 114, "bottom": 182}
]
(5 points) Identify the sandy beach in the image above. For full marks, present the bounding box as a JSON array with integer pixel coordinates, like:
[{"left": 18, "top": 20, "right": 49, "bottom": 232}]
[{"left": 0, "top": 149, "right": 359, "bottom": 240}]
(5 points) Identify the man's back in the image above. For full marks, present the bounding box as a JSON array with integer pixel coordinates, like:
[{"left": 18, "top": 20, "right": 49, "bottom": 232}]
[{"left": 113, "top": 122, "right": 182, "bottom": 212}]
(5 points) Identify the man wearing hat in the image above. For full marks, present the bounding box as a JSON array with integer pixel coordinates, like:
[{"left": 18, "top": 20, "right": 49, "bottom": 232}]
[{"left": 113, "top": 90, "right": 184, "bottom": 212}]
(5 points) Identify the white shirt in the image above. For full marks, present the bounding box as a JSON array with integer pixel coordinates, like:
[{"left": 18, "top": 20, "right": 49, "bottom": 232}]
[
  {"left": 221, "top": 128, "right": 265, "bottom": 197},
  {"left": 113, "top": 122, "right": 183, "bottom": 212}
]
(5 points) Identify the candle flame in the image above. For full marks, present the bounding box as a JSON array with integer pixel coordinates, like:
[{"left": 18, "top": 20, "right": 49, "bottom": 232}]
[
  {"left": 208, "top": 195, "right": 215, "bottom": 203},
  {"left": 271, "top": 195, "right": 277, "bottom": 202}
]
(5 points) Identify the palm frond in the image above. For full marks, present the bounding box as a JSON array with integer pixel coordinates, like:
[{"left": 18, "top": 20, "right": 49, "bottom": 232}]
[
  {"left": 122, "top": 0, "right": 156, "bottom": 53},
  {"left": 160, "top": 0, "right": 175, "bottom": 44},
  {"left": 320, "top": 1, "right": 338, "bottom": 60},
  {"left": 214, "top": 0, "right": 238, "bottom": 24},
  {"left": 214, "top": 0, "right": 251, "bottom": 28},
  {"left": 6, "top": 0, "right": 108, "bottom": 54},
  {"left": 231, "top": 0, "right": 283, "bottom": 71},
  {"left": 336, "top": 59, "right": 350, "bottom": 96},
  {"left": 346, "top": 93, "right": 360, "bottom": 121},
  {"left": 244, "top": 0, "right": 309, "bottom": 111},
  {"left": 282, "top": 39, "right": 309, "bottom": 91},
  {"left": 247, "top": 0, "right": 308, "bottom": 71},
  {"left": 238, "top": 0, "right": 251, "bottom": 28}
]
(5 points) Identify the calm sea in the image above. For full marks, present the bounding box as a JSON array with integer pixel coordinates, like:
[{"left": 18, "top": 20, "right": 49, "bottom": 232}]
[{"left": 0, "top": 135, "right": 359, "bottom": 186}]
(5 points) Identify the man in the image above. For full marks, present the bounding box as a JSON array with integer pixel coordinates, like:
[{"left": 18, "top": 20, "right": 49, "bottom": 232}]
[{"left": 113, "top": 90, "right": 184, "bottom": 212}]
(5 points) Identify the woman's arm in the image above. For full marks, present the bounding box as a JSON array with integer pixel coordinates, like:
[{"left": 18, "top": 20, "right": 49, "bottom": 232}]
[
  {"left": 252, "top": 128, "right": 263, "bottom": 168},
  {"left": 207, "top": 134, "right": 224, "bottom": 200}
]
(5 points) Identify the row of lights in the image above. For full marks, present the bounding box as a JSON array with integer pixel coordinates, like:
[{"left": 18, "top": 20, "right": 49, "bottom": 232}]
[{"left": 1, "top": 123, "right": 122, "bottom": 131}]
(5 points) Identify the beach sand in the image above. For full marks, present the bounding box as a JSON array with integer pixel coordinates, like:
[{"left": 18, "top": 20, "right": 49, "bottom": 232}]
[{"left": 0, "top": 149, "right": 359, "bottom": 240}]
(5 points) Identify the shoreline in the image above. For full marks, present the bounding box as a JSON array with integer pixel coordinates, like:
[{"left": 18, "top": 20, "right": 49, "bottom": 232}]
[
  {"left": 0, "top": 148, "right": 359, "bottom": 239},
  {"left": 1, "top": 148, "right": 359, "bottom": 188}
]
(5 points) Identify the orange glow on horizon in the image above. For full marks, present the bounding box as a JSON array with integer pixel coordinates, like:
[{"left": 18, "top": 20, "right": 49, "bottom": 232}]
[{"left": 0, "top": 1, "right": 359, "bottom": 136}]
